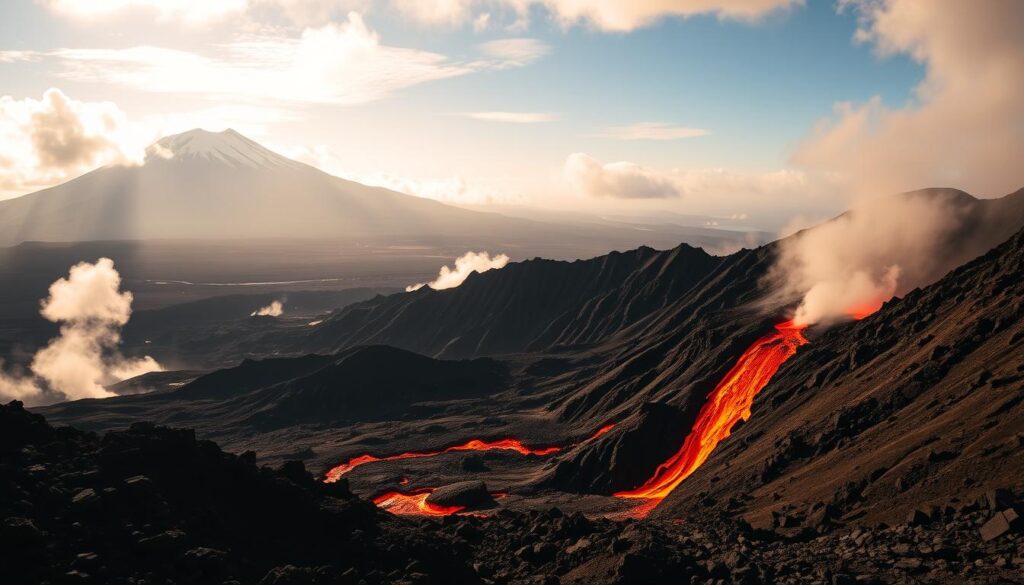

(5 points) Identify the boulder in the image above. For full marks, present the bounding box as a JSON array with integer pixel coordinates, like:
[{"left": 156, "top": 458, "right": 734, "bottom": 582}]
[
  {"left": 978, "top": 509, "right": 1020, "bottom": 541},
  {"left": 425, "top": 481, "right": 495, "bottom": 509}
]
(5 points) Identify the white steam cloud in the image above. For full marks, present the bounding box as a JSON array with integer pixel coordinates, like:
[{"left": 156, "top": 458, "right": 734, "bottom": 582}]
[
  {"left": 0, "top": 258, "right": 161, "bottom": 405},
  {"left": 793, "top": 0, "right": 1024, "bottom": 198},
  {"left": 772, "top": 190, "right": 1017, "bottom": 327},
  {"left": 407, "top": 251, "right": 510, "bottom": 292},
  {"left": 251, "top": 300, "right": 284, "bottom": 317}
]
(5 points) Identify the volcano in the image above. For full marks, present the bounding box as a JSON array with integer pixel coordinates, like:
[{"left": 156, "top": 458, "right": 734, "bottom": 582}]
[{"left": 0, "top": 129, "right": 525, "bottom": 245}]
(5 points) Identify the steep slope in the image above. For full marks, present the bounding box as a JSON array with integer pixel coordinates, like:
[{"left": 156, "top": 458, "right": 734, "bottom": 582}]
[
  {"left": 296, "top": 188, "right": 1024, "bottom": 363},
  {"left": 653, "top": 225, "right": 1024, "bottom": 527},
  {"left": 301, "top": 244, "right": 723, "bottom": 359}
]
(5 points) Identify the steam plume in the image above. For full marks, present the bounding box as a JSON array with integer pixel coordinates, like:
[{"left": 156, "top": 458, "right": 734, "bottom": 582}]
[
  {"left": 407, "top": 251, "right": 509, "bottom": 292},
  {"left": 0, "top": 258, "right": 161, "bottom": 405},
  {"left": 771, "top": 190, "right": 1014, "bottom": 327},
  {"left": 251, "top": 300, "right": 284, "bottom": 317}
]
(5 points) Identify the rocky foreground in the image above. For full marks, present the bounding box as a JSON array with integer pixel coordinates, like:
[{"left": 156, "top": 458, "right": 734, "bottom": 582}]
[{"left": 2, "top": 401, "right": 1022, "bottom": 585}]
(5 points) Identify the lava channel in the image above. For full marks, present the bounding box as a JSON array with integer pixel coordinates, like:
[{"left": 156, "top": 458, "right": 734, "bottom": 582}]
[
  {"left": 614, "top": 320, "right": 808, "bottom": 512},
  {"left": 324, "top": 424, "right": 616, "bottom": 484},
  {"left": 372, "top": 489, "right": 465, "bottom": 516},
  {"left": 324, "top": 438, "right": 561, "bottom": 483},
  {"left": 373, "top": 488, "right": 510, "bottom": 517}
]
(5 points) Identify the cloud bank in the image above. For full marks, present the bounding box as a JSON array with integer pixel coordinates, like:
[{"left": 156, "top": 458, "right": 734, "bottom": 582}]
[
  {"left": 0, "top": 258, "right": 162, "bottom": 405},
  {"left": 390, "top": 0, "right": 801, "bottom": 31},
  {"left": 0, "top": 89, "right": 147, "bottom": 198},
  {"left": 792, "top": 0, "right": 1024, "bottom": 198},
  {"left": 407, "top": 251, "right": 510, "bottom": 292},
  {"left": 598, "top": 122, "right": 708, "bottom": 141},
  {"left": 40, "top": 0, "right": 802, "bottom": 30},
  {"left": 564, "top": 153, "right": 683, "bottom": 199},
  {"left": 4, "top": 16, "right": 547, "bottom": 111}
]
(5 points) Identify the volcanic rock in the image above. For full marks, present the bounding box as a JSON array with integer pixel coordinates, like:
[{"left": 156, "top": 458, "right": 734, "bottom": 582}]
[{"left": 426, "top": 481, "right": 495, "bottom": 509}]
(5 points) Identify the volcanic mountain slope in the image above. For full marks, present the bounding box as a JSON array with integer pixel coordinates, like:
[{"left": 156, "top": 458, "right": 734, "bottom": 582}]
[
  {"left": 300, "top": 243, "right": 723, "bottom": 359},
  {"left": 295, "top": 187, "right": 1024, "bottom": 362},
  {"left": 652, "top": 224, "right": 1024, "bottom": 528},
  {"left": 36, "top": 188, "right": 1024, "bottom": 509},
  {"left": 0, "top": 128, "right": 759, "bottom": 254},
  {"left": 0, "top": 129, "right": 517, "bottom": 244}
]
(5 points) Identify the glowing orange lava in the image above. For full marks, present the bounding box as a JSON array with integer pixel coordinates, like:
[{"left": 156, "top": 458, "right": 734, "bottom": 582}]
[
  {"left": 372, "top": 489, "right": 465, "bottom": 516},
  {"left": 845, "top": 300, "right": 884, "bottom": 321},
  {"left": 587, "top": 423, "right": 616, "bottom": 442},
  {"left": 614, "top": 320, "right": 808, "bottom": 506},
  {"left": 324, "top": 438, "right": 561, "bottom": 483}
]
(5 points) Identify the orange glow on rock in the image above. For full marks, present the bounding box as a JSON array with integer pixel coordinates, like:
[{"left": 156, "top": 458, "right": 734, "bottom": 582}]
[
  {"left": 614, "top": 320, "right": 808, "bottom": 508},
  {"left": 324, "top": 438, "right": 561, "bottom": 483},
  {"left": 587, "top": 423, "right": 616, "bottom": 442},
  {"left": 845, "top": 300, "right": 883, "bottom": 321},
  {"left": 372, "top": 489, "right": 465, "bottom": 516}
]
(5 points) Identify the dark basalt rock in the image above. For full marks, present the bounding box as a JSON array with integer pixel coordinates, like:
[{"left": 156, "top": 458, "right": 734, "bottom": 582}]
[{"left": 426, "top": 481, "right": 495, "bottom": 509}]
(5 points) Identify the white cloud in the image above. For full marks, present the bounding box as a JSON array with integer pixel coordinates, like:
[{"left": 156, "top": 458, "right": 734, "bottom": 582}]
[
  {"left": 40, "top": 0, "right": 248, "bottom": 23},
  {"left": 251, "top": 300, "right": 284, "bottom": 316},
  {"left": 0, "top": 258, "right": 161, "bottom": 405},
  {"left": 11, "top": 15, "right": 546, "bottom": 109},
  {"left": 564, "top": 153, "right": 683, "bottom": 199},
  {"left": 598, "top": 122, "right": 708, "bottom": 141},
  {"left": 407, "top": 251, "right": 510, "bottom": 291},
  {"left": 562, "top": 152, "right": 842, "bottom": 230},
  {"left": 478, "top": 38, "right": 551, "bottom": 67},
  {"left": 31, "top": 14, "right": 470, "bottom": 107},
  {"left": 793, "top": 0, "right": 1024, "bottom": 198},
  {"left": 0, "top": 88, "right": 150, "bottom": 198},
  {"left": 389, "top": 0, "right": 801, "bottom": 31},
  {"left": 39, "top": 0, "right": 801, "bottom": 30},
  {"left": 464, "top": 111, "right": 557, "bottom": 123}
]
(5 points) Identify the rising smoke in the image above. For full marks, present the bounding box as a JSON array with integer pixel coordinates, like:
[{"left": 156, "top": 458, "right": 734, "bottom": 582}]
[
  {"left": 771, "top": 189, "right": 1018, "bottom": 327},
  {"left": 251, "top": 300, "right": 284, "bottom": 317},
  {"left": 0, "top": 258, "right": 161, "bottom": 405},
  {"left": 406, "top": 251, "right": 510, "bottom": 292}
]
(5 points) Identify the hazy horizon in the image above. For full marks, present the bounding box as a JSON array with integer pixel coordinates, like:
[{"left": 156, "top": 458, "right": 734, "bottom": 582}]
[{"left": 3, "top": 0, "right": 1022, "bottom": 237}]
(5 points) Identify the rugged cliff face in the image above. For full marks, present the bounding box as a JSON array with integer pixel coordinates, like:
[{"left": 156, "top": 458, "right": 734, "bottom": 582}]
[{"left": 654, "top": 226, "right": 1024, "bottom": 527}]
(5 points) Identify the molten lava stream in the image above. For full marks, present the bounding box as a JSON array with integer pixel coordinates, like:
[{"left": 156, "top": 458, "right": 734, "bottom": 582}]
[
  {"left": 372, "top": 489, "right": 465, "bottom": 516},
  {"left": 324, "top": 438, "right": 561, "bottom": 483},
  {"left": 614, "top": 320, "right": 808, "bottom": 511}
]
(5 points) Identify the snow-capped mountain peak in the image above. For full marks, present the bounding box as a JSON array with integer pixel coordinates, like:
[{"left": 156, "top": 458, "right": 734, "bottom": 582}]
[{"left": 148, "top": 128, "right": 303, "bottom": 170}]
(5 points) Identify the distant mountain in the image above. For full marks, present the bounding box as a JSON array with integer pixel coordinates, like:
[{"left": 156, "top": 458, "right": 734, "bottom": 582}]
[
  {"left": 0, "top": 129, "right": 533, "bottom": 245},
  {"left": 0, "top": 128, "right": 764, "bottom": 251}
]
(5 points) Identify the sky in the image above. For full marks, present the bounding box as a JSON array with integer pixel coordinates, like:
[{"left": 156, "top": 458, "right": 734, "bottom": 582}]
[{"left": 1, "top": 0, "right": 1022, "bottom": 232}]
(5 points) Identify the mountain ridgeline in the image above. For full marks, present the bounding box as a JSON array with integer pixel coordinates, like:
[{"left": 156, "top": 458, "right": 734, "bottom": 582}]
[{"left": 32, "top": 186, "right": 1024, "bottom": 537}]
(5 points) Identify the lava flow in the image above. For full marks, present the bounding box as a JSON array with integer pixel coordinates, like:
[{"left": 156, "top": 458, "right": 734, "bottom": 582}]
[
  {"left": 324, "top": 438, "right": 561, "bottom": 483},
  {"left": 587, "top": 423, "right": 616, "bottom": 442},
  {"left": 372, "top": 489, "right": 465, "bottom": 516},
  {"left": 615, "top": 320, "right": 808, "bottom": 508},
  {"left": 324, "top": 424, "right": 616, "bottom": 484}
]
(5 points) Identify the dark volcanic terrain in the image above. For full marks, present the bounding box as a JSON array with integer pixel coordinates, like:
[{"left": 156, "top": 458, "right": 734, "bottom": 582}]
[
  {"left": 17, "top": 188, "right": 1024, "bottom": 583},
  {"left": 5, "top": 401, "right": 1024, "bottom": 584}
]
